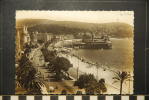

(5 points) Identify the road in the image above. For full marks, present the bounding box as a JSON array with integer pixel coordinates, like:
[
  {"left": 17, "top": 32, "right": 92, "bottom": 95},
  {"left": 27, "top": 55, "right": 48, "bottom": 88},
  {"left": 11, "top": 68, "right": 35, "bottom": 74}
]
[
  {"left": 28, "top": 44, "right": 78, "bottom": 94},
  {"left": 28, "top": 39, "right": 132, "bottom": 94}
]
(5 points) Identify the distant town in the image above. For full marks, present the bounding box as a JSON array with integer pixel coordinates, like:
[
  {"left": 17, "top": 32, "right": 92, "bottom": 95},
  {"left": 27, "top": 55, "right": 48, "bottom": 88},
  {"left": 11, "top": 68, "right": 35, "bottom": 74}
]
[{"left": 15, "top": 19, "right": 133, "bottom": 94}]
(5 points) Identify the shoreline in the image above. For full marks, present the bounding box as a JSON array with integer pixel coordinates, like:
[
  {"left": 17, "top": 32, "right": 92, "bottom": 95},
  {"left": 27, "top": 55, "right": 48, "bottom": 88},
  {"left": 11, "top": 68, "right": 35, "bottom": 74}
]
[
  {"left": 58, "top": 51, "right": 133, "bottom": 94},
  {"left": 49, "top": 38, "right": 134, "bottom": 94}
]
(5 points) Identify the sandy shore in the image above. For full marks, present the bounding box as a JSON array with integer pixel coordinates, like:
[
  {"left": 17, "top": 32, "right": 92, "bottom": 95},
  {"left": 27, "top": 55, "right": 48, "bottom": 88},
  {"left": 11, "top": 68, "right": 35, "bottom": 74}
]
[
  {"left": 48, "top": 38, "right": 134, "bottom": 94},
  {"left": 59, "top": 52, "right": 133, "bottom": 94}
]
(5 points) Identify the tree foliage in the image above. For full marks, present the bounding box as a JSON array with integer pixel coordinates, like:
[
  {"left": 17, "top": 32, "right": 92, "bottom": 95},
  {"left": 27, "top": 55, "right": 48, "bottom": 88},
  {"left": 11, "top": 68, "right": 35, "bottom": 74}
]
[
  {"left": 49, "top": 57, "right": 73, "bottom": 80},
  {"left": 41, "top": 48, "right": 57, "bottom": 62},
  {"left": 74, "top": 74, "right": 107, "bottom": 94},
  {"left": 16, "top": 54, "right": 44, "bottom": 94},
  {"left": 74, "top": 74, "right": 96, "bottom": 89}
]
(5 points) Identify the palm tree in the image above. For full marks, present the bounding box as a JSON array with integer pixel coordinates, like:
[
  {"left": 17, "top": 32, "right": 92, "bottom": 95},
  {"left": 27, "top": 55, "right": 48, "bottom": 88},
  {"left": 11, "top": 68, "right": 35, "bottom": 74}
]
[
  {"left": 113, "top": 71, "right": 131, "bottom": 94},
  {"left": 16, "top": 63, "right": 45, "bottom": 94},
  {"left": 16, "top": 54, "right": 45, "bottom": 94}
]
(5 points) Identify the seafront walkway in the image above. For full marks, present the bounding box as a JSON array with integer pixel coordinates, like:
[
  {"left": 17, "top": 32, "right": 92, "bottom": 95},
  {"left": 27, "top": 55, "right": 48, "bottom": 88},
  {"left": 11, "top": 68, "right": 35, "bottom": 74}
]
[{"left": 26, "top": 39, "right": 132, "bottom": 94}]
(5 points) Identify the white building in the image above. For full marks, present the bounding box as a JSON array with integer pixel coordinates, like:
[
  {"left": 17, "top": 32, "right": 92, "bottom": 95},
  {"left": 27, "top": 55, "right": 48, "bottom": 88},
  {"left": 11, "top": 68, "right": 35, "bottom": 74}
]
[{"left": 23, "top": 26, "right": 30, "bottom": 44}]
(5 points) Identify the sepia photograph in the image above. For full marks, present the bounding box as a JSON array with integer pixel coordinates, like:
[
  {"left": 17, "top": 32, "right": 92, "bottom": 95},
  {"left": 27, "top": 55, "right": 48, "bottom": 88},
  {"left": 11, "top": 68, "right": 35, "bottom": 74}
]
[{"left": 15, "top": 11, "right": 134, "bottom": 94}]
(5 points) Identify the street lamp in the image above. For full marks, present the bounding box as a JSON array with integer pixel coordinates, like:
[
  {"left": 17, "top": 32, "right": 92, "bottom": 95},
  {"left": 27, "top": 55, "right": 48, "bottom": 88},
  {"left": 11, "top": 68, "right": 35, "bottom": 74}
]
[{"left": 76, "top": 49, "right": 79, "bottom": 80}]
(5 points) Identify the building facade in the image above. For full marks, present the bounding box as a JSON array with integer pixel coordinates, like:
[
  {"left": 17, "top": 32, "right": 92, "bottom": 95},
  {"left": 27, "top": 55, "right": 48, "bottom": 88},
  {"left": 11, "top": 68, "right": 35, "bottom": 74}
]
[{"left": 16, "top": 26, "right": 30, "bottom": 61}]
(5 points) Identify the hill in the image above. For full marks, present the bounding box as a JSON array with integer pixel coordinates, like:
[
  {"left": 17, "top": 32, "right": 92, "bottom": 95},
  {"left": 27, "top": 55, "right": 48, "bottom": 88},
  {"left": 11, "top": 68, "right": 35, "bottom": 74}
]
[{"left": 16, "top": 19, "right": 134, "bottom": 38}]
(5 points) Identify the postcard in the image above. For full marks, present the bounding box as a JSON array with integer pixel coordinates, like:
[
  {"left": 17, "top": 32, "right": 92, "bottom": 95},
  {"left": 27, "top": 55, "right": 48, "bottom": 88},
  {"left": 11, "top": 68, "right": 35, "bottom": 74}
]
[{"left": 15, "top": 11, "right": 134, "bottom": 95}]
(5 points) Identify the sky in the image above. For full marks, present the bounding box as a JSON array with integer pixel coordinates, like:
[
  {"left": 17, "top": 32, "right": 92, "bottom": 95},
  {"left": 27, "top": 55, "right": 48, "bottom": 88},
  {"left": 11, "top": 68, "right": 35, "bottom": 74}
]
[{"left": 16, "top": 10, "right": 134, "bottom": 26}]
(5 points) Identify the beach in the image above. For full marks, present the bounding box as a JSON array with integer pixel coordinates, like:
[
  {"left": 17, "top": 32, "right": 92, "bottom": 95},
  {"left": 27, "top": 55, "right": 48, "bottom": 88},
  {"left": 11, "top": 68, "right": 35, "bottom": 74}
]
[{"left": 56, "top": 38, "right": 134, "bottom": 94}]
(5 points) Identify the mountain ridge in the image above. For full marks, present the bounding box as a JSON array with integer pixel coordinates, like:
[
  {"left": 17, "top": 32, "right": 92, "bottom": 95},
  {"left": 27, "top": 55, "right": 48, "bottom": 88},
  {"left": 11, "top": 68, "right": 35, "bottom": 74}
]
[{"left": 16, "top": 19, "right": 133, "bottom": 38}]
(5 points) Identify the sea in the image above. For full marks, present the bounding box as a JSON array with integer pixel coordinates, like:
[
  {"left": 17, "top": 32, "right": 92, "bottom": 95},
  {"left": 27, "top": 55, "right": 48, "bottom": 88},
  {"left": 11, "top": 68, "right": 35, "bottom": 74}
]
[{"left": 71, "top": 38, "right": 134, "bottom": 72}]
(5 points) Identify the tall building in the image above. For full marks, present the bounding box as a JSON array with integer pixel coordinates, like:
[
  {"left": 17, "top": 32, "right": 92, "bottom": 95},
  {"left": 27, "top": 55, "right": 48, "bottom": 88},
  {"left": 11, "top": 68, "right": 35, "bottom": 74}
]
[
  {"left": 23, "top": 26, "right": 30, "bottom": 43},
  {"left": 15, "top": 26, "right": 30, "bottom": 61}
]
